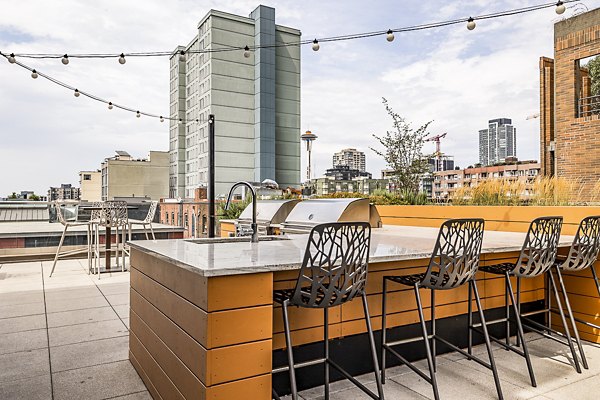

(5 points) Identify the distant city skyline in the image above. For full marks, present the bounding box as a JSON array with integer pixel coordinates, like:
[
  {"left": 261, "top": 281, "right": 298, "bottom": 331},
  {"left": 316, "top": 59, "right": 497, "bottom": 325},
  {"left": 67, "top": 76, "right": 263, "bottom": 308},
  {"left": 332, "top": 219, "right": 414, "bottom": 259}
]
[
  {"left": 1, "top": 0, "right": 586, "bottom": 195},
  {"left": 479, "top": 118, "right": 517, "bottom": 165}
]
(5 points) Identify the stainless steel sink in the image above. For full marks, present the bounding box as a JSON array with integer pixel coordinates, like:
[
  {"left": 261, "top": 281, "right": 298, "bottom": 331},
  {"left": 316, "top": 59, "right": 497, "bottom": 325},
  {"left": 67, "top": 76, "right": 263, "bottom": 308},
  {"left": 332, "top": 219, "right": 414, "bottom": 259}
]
[{"left": 184, "top": 235, "right": 291, "bottom": 244}]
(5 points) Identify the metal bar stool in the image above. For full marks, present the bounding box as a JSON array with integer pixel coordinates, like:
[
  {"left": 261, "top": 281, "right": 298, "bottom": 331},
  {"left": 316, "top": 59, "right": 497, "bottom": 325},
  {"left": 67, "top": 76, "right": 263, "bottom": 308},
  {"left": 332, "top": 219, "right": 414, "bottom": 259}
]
[
  {"left": 94, "top": 201, "right": 128, "bottom": 278},
  {"left": 49, "top": 202, "right": 92, "bottom": 277},
  {"left": 382, "top": 218, "right": 503, "bottom": 400},
  {"left": 128, "top": 200, "right": 158, "bottom": 240},
  {"left": 549, "top": 216, "right": 600, "bottom": 362},
  {"left": 474, "top": 216, "right": 585, "bottom": 383},
  {"left": 272, "top": 222, "right": 384, "bottom": 400}
]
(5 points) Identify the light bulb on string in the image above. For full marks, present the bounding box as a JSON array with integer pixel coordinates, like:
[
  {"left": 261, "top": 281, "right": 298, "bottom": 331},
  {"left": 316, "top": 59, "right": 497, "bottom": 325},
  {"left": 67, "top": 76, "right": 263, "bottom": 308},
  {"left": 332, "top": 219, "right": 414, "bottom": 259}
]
[
  {"left": 243, "top": 45, "right": 251, "bottom": 58},
  {"left": 556, "top": 1, "right": 566, "bottom": 14},
  {"left": 179, "top": 50, "right": 186, "bottom": 62},
  {"left": 8, "top": 53, "right": 16, "bottom": 63},
  {"left": 312, "top": 39, "right": 320, "bottom": 51},
  {"left": 108, "top": 102, "right": 113, "bottom": 110},
  {"left": 386, "top": 30, "right": 395, "bottom": 42},
  {"left": 136, "top": 111, "right": 141, "bottom": 118},
  {"left": 467, "top": 17, "right": 476, "bottom": 30},
  {"left": 31, "top": 69, "right": 38, "bottom": 79},
  {"left": 62, "top": 54, "right": 69, "bottom": 65},
  {"left": 118, "top": 53, "right": 126, "bottom": 64},
  {"left": 160, "top": 116, "right": 164, "bottom": 122},
  {"left": 74, "top": 89, "right": 80, "bottom": 97},
  {"left": 179, "top": 118, "right": 183, "bottom": 124}
]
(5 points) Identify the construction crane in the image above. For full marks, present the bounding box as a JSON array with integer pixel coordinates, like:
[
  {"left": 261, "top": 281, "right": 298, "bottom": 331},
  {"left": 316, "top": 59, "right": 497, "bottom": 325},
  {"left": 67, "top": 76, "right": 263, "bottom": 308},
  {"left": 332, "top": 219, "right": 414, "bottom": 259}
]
[{"left": 425, "top": 132, "right": 447, "bottom": 172}]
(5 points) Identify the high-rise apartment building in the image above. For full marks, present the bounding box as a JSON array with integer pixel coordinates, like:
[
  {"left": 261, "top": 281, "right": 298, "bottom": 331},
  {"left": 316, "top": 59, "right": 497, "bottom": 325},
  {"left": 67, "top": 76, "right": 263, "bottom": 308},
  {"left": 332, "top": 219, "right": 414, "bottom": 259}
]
[
  {"left": 169, "top": 5, "right": 301, "bottom": 198},
  {"left": 332, "top": 148, "right": 366, "bottom": 172},
  {"left": 48, "top": 184, "right": 80, "bottom": 201},
  {"left": 478, "top": 118, "right": 516, "bottom": 166}
]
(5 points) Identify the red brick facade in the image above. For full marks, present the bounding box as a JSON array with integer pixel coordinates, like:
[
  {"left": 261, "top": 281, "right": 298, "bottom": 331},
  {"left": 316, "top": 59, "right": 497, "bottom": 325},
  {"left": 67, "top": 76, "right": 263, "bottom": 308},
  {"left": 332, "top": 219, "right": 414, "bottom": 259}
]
[{"left": 540, "top": 9, "right": 600, "bottom": 199}]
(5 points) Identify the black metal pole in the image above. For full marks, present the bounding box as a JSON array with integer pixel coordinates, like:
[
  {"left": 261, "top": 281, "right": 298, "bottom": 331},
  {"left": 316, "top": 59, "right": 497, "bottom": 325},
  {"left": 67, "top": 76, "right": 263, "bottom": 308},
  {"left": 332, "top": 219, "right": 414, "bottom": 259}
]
[{"left": 208, "top": 114, "right": 216, "bottom": 238}]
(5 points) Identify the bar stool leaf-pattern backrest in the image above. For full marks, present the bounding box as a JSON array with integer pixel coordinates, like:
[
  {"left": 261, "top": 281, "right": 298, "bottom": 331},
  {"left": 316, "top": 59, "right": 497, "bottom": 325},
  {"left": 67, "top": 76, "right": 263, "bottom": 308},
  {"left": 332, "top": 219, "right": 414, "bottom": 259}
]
[
  {"left": 423, "top": 218, "right": 485, "bottom": 290},
  {"left": 54, "top": 202, "right": 67, "bottom": 226},
  {"left": 142, "top": 201, "right": 158, "bottom": 224},
  {"left": 291, "top": 222, "right": 371, "bottom": 308},
  {"left": 102, "top": 201, "right": 128, "bottom": 227},
  {"left": 514, "top": 216, "right": 563, "bottom": 277},
  {"left": 560, "top": 215, "right": 600, "bottom": 272}
]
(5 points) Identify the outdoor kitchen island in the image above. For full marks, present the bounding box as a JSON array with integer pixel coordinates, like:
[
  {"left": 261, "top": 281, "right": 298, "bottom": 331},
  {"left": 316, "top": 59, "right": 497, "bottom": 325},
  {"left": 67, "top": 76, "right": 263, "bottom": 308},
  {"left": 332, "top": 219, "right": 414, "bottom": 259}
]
[{"left": 127, "top": 225, "right": 575, "bottom": 400}]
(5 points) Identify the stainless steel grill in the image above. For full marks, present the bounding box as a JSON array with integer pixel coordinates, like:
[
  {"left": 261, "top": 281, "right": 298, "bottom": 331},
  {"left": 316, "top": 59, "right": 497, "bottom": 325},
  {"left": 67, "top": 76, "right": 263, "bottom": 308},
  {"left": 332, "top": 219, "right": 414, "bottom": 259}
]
[
  {"left": 236, "top": 199, "right": 300, "bottom": 236},
  {"left": 280, "top": 198, "right": 382, "bottom": 234}
]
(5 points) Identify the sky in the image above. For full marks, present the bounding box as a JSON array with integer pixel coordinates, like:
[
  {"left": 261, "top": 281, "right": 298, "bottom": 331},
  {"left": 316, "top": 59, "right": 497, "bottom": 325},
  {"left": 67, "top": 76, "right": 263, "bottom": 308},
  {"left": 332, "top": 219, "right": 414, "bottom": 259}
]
[{"left": 0, "top": 0, "right": 597, "bottom": 196}]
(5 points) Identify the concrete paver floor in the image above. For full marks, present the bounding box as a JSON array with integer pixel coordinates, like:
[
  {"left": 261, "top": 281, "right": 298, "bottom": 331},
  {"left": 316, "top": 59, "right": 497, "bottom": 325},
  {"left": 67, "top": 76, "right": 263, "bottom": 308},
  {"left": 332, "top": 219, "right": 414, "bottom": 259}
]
[{"left": 1, "top": 259, "right": 599, "bottom": 399}]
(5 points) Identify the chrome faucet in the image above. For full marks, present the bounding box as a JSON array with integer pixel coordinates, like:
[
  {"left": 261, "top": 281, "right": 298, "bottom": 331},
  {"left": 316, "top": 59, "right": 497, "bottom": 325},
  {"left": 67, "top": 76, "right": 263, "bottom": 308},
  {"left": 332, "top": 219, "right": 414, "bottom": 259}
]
[{"left": 225, "top": 181, "right": 258, "bottom": 243}]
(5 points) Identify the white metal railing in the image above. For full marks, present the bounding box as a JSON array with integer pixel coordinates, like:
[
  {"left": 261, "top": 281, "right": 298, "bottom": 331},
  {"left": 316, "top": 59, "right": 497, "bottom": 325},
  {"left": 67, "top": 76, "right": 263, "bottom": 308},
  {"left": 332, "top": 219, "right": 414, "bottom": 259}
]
[{"left": 578, "top": 94, "right": 600, "bottom": 117}]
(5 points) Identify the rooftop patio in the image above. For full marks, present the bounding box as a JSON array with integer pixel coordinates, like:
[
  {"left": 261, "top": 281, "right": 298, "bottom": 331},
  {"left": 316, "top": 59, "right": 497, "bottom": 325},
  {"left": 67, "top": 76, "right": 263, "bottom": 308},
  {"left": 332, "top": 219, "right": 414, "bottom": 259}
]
[{"left": 1, "top": 258, "right": 599, "bottom": 399}]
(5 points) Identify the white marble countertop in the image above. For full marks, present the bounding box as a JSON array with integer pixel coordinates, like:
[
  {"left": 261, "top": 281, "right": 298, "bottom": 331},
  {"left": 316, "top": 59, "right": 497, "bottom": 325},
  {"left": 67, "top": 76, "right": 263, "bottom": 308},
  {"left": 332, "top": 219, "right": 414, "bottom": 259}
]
[{"left": 128, "top": 225, "right": 574, "bottom": 277}]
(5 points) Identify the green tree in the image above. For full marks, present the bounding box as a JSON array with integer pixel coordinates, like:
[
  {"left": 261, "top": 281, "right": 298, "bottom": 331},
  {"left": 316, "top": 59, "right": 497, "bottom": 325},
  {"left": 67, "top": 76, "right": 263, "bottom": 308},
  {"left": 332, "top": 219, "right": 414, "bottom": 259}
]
[
  {"left": 29, "top": 194, "right": 41, "bottom": 201},
  {"left": 585, "top": 55, "right": 600, "bottom": 96},
  {"left": 370, "top": 98, "right": 433, "bottom": 193},
  {"left": 7, "top": 192, "right": 17, "bottom": 199}
]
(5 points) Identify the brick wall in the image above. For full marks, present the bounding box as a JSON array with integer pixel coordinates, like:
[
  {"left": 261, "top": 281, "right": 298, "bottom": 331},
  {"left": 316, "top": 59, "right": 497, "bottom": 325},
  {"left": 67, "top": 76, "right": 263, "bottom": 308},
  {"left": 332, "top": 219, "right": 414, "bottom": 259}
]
[{"left": 540, "top": 8, "right": 600, "bottom": 199}]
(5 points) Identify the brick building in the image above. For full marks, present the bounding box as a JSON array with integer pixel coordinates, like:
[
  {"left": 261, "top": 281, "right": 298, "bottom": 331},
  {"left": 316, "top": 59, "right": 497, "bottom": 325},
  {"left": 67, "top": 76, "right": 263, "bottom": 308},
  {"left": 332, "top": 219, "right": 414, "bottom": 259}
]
[
  {"left": 159, "top": 188, "right": 211, "bottom": 238},
  {"left": 540, "top": 8, "right": 600, "bottom": 198},
  {"left": 433, "top": 161, "right": 540, "bottom": 200}
]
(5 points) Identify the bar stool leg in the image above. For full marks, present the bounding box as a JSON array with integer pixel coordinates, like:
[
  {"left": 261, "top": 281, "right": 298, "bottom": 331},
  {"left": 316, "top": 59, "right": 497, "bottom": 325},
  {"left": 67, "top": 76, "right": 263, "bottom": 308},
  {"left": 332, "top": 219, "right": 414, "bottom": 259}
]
[
  {"left": 361, "top": 292, "right": 384, "bottom": 400},
  {"left": 324, "top": 307, "right": 330, "bottom": 400},
  {"left": 468, "top": 279, "right": 473, "bottom": 355},
  {"left": 505, "top": 278, "right": 510, "bottom": 349},
  {"left": 414, "top": 284, "right": 439, "bottom": 400},
  {"left": 50, "top": 224, "right": 68, "bottom": 277},
  {"left": 591, "top": 266, "right": 600, "bottom": 297},
  {"left": 471, "top": 280, "right": 504, "bottom": 400},
  {"left": 87, "top": 224, "right": 91, "bottom": 275},
  {"left": 149, "top": 223, "right": 156, "bottom": 240},
  {"left": 546, "top": 272, "right": 552, "bottom": 335},
  {"left": 431, "top": 289, "right": 437, "bottom": 372},
  {"left": 505, "top": 273, "right": 536, "bottom": 387},
  {"left": 281, "top": 299, "right": 298, "bottom": 400},
  {"left": 554, "top": 266, "right": 588, "bottom": 369},
  {"left": 516, "top": 277, "right": 521, "bottom": 347},
  {"left": 548, "top": 271, "right": 582, "bottom": 373},
  {"left": 381, "top": 278, "right": 388, "bottom": 383}
]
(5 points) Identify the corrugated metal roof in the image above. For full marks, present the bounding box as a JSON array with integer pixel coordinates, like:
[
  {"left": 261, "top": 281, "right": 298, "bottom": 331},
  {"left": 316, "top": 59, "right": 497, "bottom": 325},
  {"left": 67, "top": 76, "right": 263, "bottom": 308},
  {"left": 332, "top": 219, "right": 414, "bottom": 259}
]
[{"left": 0, "top": 204, "right": 49, "bottom": 222}]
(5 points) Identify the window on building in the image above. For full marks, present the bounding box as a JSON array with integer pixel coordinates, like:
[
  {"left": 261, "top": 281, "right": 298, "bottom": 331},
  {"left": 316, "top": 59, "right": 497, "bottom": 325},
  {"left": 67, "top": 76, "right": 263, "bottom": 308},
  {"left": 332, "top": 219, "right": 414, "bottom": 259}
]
[
  {"left": 83, "top": 174, "right": 91, "bottom": 180},
  {"left": 575, "top": 54, "right": 600, "bottom": 117}
]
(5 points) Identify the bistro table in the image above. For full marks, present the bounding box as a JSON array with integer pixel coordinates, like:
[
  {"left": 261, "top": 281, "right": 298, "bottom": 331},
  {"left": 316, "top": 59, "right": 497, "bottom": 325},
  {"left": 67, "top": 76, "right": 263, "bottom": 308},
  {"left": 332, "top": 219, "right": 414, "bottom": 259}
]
[{"left": 82, "top": 203, "right": 137, "bottom": 271}]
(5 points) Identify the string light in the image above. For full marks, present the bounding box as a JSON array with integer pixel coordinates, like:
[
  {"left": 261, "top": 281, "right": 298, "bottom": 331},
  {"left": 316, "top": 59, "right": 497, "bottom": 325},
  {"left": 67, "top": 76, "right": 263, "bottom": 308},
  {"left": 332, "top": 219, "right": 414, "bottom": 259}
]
[
  {"left": 8, "top": 53, "right": 15, "bottom": 63},
  {"left": 136, "top": 111, "right": 141, "bottom": 118},
  {"left": 31, "top": 69, "right": 38, "bottom": 79},
  {"left": 386, "top": 30, "right": 395, "bottom": 42},
  {"left": 108, "top": 102, "right": 113, "bottom": 110},
  {"left": 74, "top": 89, "right": 80, "bottom": 97},
  {"left": 2, "top": 1, "right": 578, "bottom": 62},
  {"left": 160, "top": 116, "right": 164, "bottom": 122},
  {"left": 62, "top": 54, "right": 69, "bottom": 65},
  {"left": 179, "top": 118, "right": 183, "bottom": 124},
  {"left": 312, "top": 39, "right": 320, "bottom": 51},
  {"left": 179, "top": 50, "right": 186, "bottom": 62},
  {"left": 467, "top": 17, "right": 476, "bottom": 30},
  {"left": 243, "top": 45, "right": 251, "bottom": 58}
]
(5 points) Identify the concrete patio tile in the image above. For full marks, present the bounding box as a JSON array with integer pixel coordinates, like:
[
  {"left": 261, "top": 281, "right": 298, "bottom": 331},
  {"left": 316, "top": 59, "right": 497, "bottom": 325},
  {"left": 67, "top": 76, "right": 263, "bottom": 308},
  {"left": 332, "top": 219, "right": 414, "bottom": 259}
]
[
  {"left": 45, "top": 295, "right": 108, "bottom": 313},
  {"left": 390, "top": 360, "right": 537, "bottom": 400},
  {"left": 113, "top": 304, "right": 130, "bottom": 319},
  {"left": 108, "top": 391, "right": 153, "bottom": 400},
  {"left": 50, "top": 336, "right": 129, "bottom": 372},
  {"left": 47, "top": 306, "right": 119, "bottom": 328},
  {"left": 122, "top": 318, "right": 130, "bottom": 329},
  {"left": 0, "top": 290, "right": 45, "bottom": 305},
  {"left": 0, "top": 373, "right": 52, "bottom": 400},
  {"left": 98, "top": 282, "right": 130, "bottom": 296},
  {"left": 0, "top": 313, "right": 46, "bottom": 334},
  {"left": 48, "top": 319, "right": 128, "bottom": 347},
  {"left": 106, "top": 293, "right": 130, "bottom": 306},
  {"left": 44, "top": 286, "right": 102, "bottom": 302},
  {"left": 0, "top": 329, "right": 48, "bottom": 355},
  {"left": 543, "top": 374, "right": 600, "bottom": 400},
  {"left": 0, "top": 300, "right": 46, "bottom": 319},
  {"left": 52, "top": 360, "right": 147, "bottom": 400},
  {"left": 0, "top": 348, "right": 50, "bottom": 383}
]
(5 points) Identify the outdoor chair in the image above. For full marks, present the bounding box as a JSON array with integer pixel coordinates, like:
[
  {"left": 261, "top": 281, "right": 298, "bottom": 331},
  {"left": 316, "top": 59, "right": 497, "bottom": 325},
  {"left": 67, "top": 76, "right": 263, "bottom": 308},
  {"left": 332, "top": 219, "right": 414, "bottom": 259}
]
[
  {"left": 474, "top": 216, "right": 586, "bottom": 384},
  {"left": 50, "top": 202, "right": 93, "bottom": 277},
  {"left": 128, "top": 200, "right": 158, "bottom": 240},
  {"left": 93, "top": 201, "right": 128, "bottom": 278},
  {"left": 381, "top": 218, "right": 504, "bottom": 400},
  {"left": 272, "top": 222, "right": 384, "bottom": 400}
]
